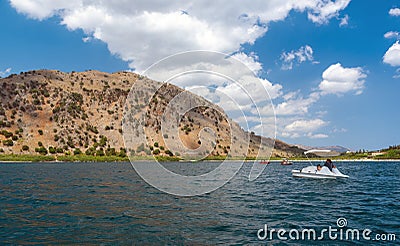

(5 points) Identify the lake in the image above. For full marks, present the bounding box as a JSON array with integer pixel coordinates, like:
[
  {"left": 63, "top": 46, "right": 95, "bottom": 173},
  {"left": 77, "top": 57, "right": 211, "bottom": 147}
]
[{"left": 0, "top": 161, "right": 399, "bottom": 245}]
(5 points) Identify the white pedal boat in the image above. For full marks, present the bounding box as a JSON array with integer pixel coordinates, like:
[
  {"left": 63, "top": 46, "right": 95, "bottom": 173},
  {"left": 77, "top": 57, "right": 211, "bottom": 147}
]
[{"left": 292, "top": 166, "right": 349, "bottom": 179}]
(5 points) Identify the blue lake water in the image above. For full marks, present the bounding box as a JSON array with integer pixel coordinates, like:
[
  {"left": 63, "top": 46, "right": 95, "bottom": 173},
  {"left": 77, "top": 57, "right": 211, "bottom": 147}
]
[{"left": 0, "top": 161, "right": 399, "bottom": 245}]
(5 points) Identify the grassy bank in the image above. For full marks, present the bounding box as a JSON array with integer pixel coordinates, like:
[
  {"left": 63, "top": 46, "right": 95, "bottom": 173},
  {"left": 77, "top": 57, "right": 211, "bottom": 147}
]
[
  {"left": 1, "top": 153, "right": 399, "bottom": 163},
  {"left": 0, "top": 154, "right": 56, "bottom": 162},
  {"left": 57, "top": 155, "right": 129, "bottom": 162},
  {"left": 0, "top": 154, "right": 181, "bottom": 162}
]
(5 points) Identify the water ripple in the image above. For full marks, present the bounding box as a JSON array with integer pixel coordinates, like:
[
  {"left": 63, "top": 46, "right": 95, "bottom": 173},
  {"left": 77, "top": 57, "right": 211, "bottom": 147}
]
[{"left": 0, "top": 161, "right": 399, "bottom": 245}]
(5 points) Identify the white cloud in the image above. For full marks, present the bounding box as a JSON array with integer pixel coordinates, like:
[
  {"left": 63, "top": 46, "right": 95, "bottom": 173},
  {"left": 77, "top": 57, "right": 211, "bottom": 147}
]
[
  {"left": 250, "top": 118, "right": 277, "bottom": 138},
  {"left": 389, "top": 8, "right": 400, "bottom": 17},
  {"left": 148, "top": 51, "right": 283, "bottom": 108},
  {"left": 281, "top": 132, "right": 301, "bottom": 138},
  {"left": 212, "top": 74, "right": 283, "bottom": 114},
  {"left": 316, "top": 110, "right": 328, "bottom": 117},
  {"left": 339, "top": 14, "right": 349, "bottom": 27},
  {"left": 318, "top": 63, "right": 367, "bottom": 95},
  {"left": 383, "top": 41, "right": 400, "bottom": 66},
  {"left": 231, "top": 52, "right": 262, "bottom": 75},
  {"left": 285, "top": 119, "right": 327, "bottom": 132},
  {"left": 384, "top": 31, "right": 400, "bottom": 39},
  {"left": 9, "top": 0, "right": 81, "bottom": 20},
  {"left": 274, "top": 62, "right": 367, "bottom": 138},
  {"left": 9, "top": 0, "right": 350, "bottom": 72},
  {"left": 308, "top": 133, "right": 329, "bottom": 139},
  {"left": 0, "top": 68, "right": 12, "bottom": 77},
  {"left": 282, "top": 91, "right": 299, "bottom": 101},
  {"left": 274, "top": 92, "right": 320, "bottom": 116},
  {"left": 280, "top": 45, "right": 314, "bottom": 70},
  {"left": 307, "top": 0, "right": 351, "bottom": 24},
  {"left": 383, "top": 42, "right": 400, "bottom": 78},
  {"left": 282, "top": 119, "right": 328, "bottom": 138}
]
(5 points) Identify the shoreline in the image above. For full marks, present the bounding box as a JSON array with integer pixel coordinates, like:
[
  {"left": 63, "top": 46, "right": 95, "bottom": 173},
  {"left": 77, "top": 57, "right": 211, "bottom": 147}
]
[
  {"left": 1, "top": 158, "right": 399, "bottom": 163},
  {"left": 266, "top": 159, "right": 400, "bottom": 162}
]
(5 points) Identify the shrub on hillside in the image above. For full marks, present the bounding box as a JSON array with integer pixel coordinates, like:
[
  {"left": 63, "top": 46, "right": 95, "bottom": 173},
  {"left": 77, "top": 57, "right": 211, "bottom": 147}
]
[
  {"left": 3, "top": 139, "right": 13, "bottom": 146},
  {"left": 35, "top": 147, "right": 48, "bottom": 155},
  {"left": 99, "top": 136, "right": 107, "bottom": 147},
  {"left": 48, "top": 146, "right": 56, "bottom": 154},
  {"left": 119, "top": 148, "right": 127, "bottom": 157},
  {"left": 85, "top": 147, "right": 96, "bottom": 156},
  {"left": 1, "top": 130, "right": 13, "bottom": 138},
  {"left": 73, "top": 148, "right": 82, "bottom": 155},
  {"left": 165, "top": 150, "right": 174, "bottom": 156},
  {"left": 96, "top": 149, "right": 105, "bottom": 156},
  {"left": 105, "top": 148, "right": 116, "bottom": 156}
]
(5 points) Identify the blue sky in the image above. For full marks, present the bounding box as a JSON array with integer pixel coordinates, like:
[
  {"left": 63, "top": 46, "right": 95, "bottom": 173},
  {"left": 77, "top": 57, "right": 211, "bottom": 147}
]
[{"left": 1, "top": 0, "right": 399, "bottom": 150}]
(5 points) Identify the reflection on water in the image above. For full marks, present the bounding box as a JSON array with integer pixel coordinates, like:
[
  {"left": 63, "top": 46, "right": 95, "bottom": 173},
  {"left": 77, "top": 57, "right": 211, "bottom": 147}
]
[{"left": 0, "top": 161, "right": 399, "bottom": 244}]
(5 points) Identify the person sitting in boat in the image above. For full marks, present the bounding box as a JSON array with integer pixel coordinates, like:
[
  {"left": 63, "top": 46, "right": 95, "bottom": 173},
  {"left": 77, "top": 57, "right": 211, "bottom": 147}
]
[
  {"left": 324, "top": 159, "right": 334, "bottom": 171},
  {"left": 316, "top": 164, "right": 322, "bottom": 171}
]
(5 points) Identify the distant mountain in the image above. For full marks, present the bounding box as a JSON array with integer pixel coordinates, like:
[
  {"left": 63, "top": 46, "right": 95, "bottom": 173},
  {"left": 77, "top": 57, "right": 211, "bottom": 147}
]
[
  {"left": 295, "top": 144, "right": 351, "bottom": 153},
  {"left": 0, "top": 69, "right": 304, "bottom": 159}
]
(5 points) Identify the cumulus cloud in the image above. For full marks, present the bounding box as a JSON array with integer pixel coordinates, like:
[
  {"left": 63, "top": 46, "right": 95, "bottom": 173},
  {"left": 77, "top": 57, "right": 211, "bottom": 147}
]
[
  {"left": 9, "top": 0, "right": 350, "bottom": 72},
  {"left": 389, "top": 8, "right": 400, "bottom": 17},
  {"left": 231, "top": 52, "right": 262, "bottom": 75},
  {"left": 318, "top": 63, "right": 367, "bottom": 95},
  {"left": 307, "top": 0, "right": 351, "bottom": 24},
  {"left": 284, "top": 119, "right": 327, "bottom": 132},
  {"left": 383, "top": 41, "right": 400, "bottom": 67},
  {"left": 282, "top": 119, "right": 328, "bottom": 138},
  {"left": 0, "top": 68, "right": 12, "bottom": 77},
  {"left": 252, "top": 91, "right": 320, "bottom": 119},
  {"left": 384, "top": 31, "right": 400, "bottom": 39},
  {"left": 9, "top": 0, "right": 80, "bottom": 20},
  {"left": 274, "top": 62, "right": 366, "bottom": 138},
  {"left": 274, "top": 92, "right": 320, "bottom": 116},
  {"left": 280, "top": 45, "right": 314, "bottom": 70},
  {"left": 383, "top": 41, "right": 400, "bottom": 78}
]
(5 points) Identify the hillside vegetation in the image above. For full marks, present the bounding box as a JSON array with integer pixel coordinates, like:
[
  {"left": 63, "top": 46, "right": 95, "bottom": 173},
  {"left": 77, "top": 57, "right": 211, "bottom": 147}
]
[{"left": 0, "top": 70, "right": 304, "bottom": 161}]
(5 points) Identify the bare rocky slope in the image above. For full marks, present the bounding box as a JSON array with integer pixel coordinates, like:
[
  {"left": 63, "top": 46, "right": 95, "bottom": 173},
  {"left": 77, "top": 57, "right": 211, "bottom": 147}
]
[{"left": 0, "top": 70, "right": 304, "bottom": 158}]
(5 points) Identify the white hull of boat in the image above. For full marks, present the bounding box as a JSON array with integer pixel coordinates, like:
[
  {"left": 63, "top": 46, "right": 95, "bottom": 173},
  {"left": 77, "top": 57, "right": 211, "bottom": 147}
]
[{"left": 292, "top": 166, "right": 349, "bottom": 179}]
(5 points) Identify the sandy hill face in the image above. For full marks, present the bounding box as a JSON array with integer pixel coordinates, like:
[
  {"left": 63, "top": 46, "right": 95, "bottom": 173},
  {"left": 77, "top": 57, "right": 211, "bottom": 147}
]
[{"left": 0, "top": 70, "right": 303, "bottom": 158}]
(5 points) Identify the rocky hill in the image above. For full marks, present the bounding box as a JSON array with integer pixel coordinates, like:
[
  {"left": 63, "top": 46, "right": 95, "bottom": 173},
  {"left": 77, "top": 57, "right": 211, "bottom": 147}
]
[{"left": 0, "top": 70, "right": 304, "bottom": 159}]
